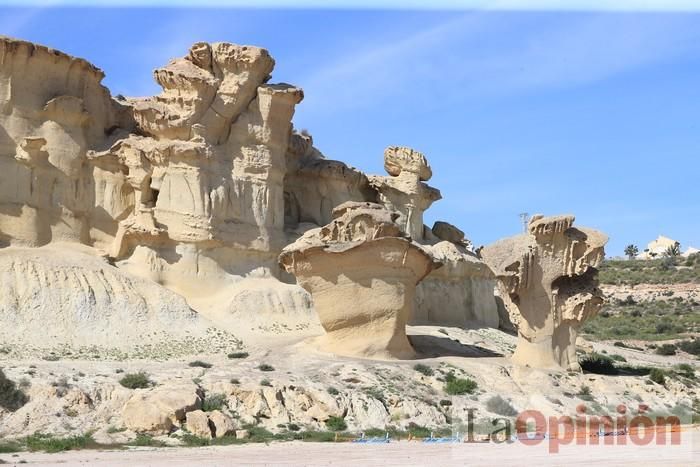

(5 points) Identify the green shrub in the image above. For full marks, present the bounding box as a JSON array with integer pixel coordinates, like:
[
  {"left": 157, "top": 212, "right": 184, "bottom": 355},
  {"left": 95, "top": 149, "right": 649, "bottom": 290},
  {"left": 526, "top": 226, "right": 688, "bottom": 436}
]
[
  {"left": 439, "top": 399, "right": 452, "bottom": 407},
  {"left": 130, "top": 434, "right": 166, "bottom": 447},
  {"left": 407, "top": 422, "right": 431, "bottom": 438},
  {"left": 325, "top": 416, "right": 347, "bottom": 431},
  {"left": 649, "top": 368, "right": 666, "bottom": 385},
  {"left": 679, "top": 339, "right": 700, "bottom": 356},
  {"left": 327, "top": 387, "right": 339, "bottom": 395},
  {"left": 413, "top": 364, "right": 434, "bottom": 377},
  {"left": 202, "top": 393, "right": 227, "bottom": 412},
  {"left": 118, "top": 372, "right": 152, "bottom": 389},
  {"left": 245, "top": 425, "right": 275, "bottom": 442},
  {"left": 610, "top": 354, "right": 627, "bottom": 362},
  {"left": 674, "top": 363, "right": 695, "bottom": 379},
  {"left": 180, "top": 433, "right": 210, "bottom": 447},
  {"left": 260, "top": 379, "right": 272, "bottom": 387},
  {"left": 0, "top": 441, "right": 22, "bottom": 453},
  {"left": 578, "top": 385, "right": 594, "bottom": 401},
  {"left": 227, "top": 352, "right": 249, "bottom": 359},
  {"left": 444, "top": 375, "right": 478, "bottom": 395},
  {"left": 230, "top": 378, "right": 240, "bottom": 385},
  {"left": 0, "top": 369, "right": 28, "bottom": 411},
  {"left": 258, "top": 364, "right": 274, "bottom": 372},
  {"left": 485, "top": 395, "right": 518, "bottom": 416},
  {"left": 287, "top": 423, "right": 301, "bottom": 432},
  {"left": 655, "top": 344, "right": 677, "bottom": 356},
  {"left": 299, "top": 431, "right": 336, "bottom": 442},
  {"left": 579, "top": 352, "right": 618, "bottom": 375},
  {"left": 25, "top": 433, "right": 95, "bottom": 453},
  {"left": 188, "top": 360, "right": 212, "bottom": 369}
]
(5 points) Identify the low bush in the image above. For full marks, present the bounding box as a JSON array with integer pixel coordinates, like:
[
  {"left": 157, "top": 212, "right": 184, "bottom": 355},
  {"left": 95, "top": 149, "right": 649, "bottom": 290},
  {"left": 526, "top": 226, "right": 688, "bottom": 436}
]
[
  {"left": 130, "top": 434, "right": 166, "bottom": 447},
  {"left": 407, "top": 422, "right": 431, "bottom": 438},
  {"left": 579, "top": 353, "right": 618, "bottom": 375},
  {"left": 674, "top": 363, "right": 696, "bottom": 379},
  {"left": 0, "top": 441, "right": 22, "bottom": 453},
  {"left": 327, "top": 387, "right": 339, "bottom": 396},
  {"left": 258, "top": 364, "right": 275, "bottom": 372},
  {"left": 655, "top": 344, "right": 677, "bottom": 356},
  {"left": 202, "top": 393, "right": 227, "bottom": 412},
  {"left": 679, "top": 339, "right": 700, "bottom": 356},
  {"left": 25, "top": 433, "right": 96, "bottom": 453},
  {"left": 485, "top": 395, "right": 518, "bottom": 416},
  {"left": 188, "top": 361, "right": 213, "bottom": 369},
  {"left": 227, "top": 352, "right": 249, "bottom": 359},
  {"left": 578, "top": 385, "right": 594, "bottom": 401},
  {"left": 413, "top": 364, "right": 434, "bottom": 377},
  {"left": 649, "top": 368, "right": 666, "bottom": 385},
  {"left": 118, "top": 372, "right": 152, "bottom": 389},
  {"left": 325, "top": 416, "right": 347, "bottom": 431},
  {"left": 444, "top": 374, "right": 478, "bottom": 395}
]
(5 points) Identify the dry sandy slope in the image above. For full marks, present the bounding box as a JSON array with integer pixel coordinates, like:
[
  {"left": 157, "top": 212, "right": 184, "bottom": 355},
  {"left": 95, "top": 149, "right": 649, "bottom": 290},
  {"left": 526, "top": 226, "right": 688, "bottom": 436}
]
[{"left": 4, "top": 429, "right": 698, "bottom": 467}]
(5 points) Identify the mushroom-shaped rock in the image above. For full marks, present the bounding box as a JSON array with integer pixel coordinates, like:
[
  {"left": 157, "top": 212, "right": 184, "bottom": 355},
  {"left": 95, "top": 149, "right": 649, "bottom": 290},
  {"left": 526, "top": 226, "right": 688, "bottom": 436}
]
[
  {"left": 279, "top": 201, "right": 440, "bottom": 359},
  {"left": 480, "top": 214, "right": 607, "bottom": 371},
  {"left": 383, "top": 146, "right": 432, "bottom": 181}
]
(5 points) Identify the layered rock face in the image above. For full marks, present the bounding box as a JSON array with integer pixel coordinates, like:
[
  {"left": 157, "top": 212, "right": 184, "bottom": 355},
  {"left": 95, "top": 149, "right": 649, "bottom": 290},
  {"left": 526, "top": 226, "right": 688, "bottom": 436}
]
[
  {"left": 0, "top": 37, "right": 314, "bottom": 345},
  {"left": 481, "top": 215, "right": 608, "bottom": 371},
  {"left": 0, "top": 36, "right": 500, "bottom": 350},
  {"left": 279, "top": 202, "right": 439, "bottom": 359}
]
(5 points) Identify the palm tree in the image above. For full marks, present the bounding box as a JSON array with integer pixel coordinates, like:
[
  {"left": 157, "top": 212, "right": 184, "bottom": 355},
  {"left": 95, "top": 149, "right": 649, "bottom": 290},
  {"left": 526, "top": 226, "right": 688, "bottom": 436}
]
[
  {"left": 624, "top": 244, "right": 639, "bottom": 260},
  {"left": 664, "top": 242, "right": 681, "bottom": 257}
]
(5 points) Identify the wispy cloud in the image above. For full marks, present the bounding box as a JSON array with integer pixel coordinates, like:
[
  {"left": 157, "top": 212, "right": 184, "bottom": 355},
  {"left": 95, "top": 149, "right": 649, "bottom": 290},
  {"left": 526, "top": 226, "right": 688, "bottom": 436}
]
[{"left": 296, "top": 12, "right": 700, "bottom": 116}]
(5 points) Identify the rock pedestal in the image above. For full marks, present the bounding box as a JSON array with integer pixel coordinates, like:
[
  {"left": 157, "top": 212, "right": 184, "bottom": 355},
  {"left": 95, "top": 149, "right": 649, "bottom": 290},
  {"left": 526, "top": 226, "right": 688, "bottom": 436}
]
[
  {"left": 481, "top": 215, "right": 608, "bottom": 371},
  {"left": 279, "top": 202, "right": 439, "bottom": 359}
]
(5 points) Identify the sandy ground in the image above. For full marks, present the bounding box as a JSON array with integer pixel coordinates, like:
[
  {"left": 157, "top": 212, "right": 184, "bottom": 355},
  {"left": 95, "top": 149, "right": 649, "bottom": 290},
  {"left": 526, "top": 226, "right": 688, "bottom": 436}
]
[{"left": 2, "top": 429, "right": 697, "bottom": 467}]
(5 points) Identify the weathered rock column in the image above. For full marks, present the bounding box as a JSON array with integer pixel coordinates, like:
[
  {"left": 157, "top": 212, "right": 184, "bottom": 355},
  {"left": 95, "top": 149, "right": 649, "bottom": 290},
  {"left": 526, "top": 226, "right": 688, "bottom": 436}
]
[
  {"left": 481, "top": 215, "right": 608, "bottom": 371},
  {"left": 279, "top": 201, "right": 439, "bottom": 359},
  {"left": 368, "top": 146, "right": 441, "bottom": 241}
]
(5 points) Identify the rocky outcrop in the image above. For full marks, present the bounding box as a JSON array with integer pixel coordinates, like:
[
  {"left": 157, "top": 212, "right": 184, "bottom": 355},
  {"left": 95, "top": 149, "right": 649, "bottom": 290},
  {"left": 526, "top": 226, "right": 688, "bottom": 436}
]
[
  {"left": 0, "top": 37, "right": 316, "bottom": 343},
  {"left": 122, "top": 383, "right": 203, "bottom": 434},
  {"left": 368, "top": 146, "right": 441, "bottom": 242},
  {"left": 279, "top": 202, "right": 439, "bottom": 358},
  {"left": 0, "top": 243, "right": 220, "bottom": 351},
  {"left": 414, "top": 239, "right": 499, "bottom": 328},
  {"left": 283, "top": 131, "right": 376, "bottom": 229},
  {"left": 0, "top": 36, "right": 499, "bottom": 351},
  {"left": 481, "top": 214, "right": 608, "bottom": 371}
]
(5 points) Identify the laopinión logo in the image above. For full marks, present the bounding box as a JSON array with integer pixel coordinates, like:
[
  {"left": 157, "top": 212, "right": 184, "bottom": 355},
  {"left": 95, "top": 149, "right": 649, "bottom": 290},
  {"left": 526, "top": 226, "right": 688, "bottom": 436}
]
[{"left": 454, "top": 403, "right": 684, "bottom": 454}]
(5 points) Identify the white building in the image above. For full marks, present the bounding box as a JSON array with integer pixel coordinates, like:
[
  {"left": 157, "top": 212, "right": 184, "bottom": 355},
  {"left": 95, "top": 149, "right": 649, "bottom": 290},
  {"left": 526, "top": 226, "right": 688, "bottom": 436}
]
[
  {"left": 637, "top": 235, "right": 679, "bottom": 259},
  {"left": 683, "top": 246, "right": 700, "bottom": 258},
  {"left": 636, "top": 235, "right": 698, "bottom": 259}
]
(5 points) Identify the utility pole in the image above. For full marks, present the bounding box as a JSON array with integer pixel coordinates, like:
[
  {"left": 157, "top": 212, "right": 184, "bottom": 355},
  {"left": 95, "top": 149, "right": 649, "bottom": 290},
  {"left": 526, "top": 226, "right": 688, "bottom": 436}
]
[{"left": 519, "top": 212, "right": 529, "bottom": 232}]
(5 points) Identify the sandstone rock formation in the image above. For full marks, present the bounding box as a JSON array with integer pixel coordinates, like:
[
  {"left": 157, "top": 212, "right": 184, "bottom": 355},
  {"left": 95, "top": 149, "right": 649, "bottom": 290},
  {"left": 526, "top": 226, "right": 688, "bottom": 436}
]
[
  {"left": 279, "top": 202, "right": 439, "bottom": 359},
  {"left": 481, "top": 215, "right": 608, "bottom": 371},
  {"left": 122, "top": 383, "right": 203, "bottom": 434},
  {"left": 0, "top": 36, "right": 499, "bottom": 352},
  {"left": 368, "top": 146, "right": 440, "bottom": 242}
]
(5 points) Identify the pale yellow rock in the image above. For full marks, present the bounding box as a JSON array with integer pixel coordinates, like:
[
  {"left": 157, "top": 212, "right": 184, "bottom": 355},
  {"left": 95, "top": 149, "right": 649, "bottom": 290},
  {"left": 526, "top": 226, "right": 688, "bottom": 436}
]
[
  {"left": 122, "top": 384, "right": 202, "bottom": 434},
  {"left": 368, "top": 146, "right": 441, "bottom": 241},
  {"left": 185, "top": 410, "right": 212, "bottom": 439},
  {"left": 481, "top": 214, "right": 608, "bottom": 371},
  {"left": 414, "top": 241, "right": 499, "bottom": 328},
  {"left": 280, "top": 201, "right": 440, "bottom": 359},
  {"left": 208, "top": 410, "right": 235, "bottom": 438}
]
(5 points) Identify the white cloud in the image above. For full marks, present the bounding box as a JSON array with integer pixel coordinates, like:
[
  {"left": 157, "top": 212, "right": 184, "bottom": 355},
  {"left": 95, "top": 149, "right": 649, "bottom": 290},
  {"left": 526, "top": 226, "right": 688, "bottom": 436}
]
[{"left": 296, "top": 12, "right": 700, "bottom": 116}]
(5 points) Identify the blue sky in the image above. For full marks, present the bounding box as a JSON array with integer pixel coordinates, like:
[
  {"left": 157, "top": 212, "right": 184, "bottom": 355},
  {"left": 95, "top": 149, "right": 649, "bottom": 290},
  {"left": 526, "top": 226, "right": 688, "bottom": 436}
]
[{"left": 1, "top": 5, "right": 698, "bottom": 256}]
